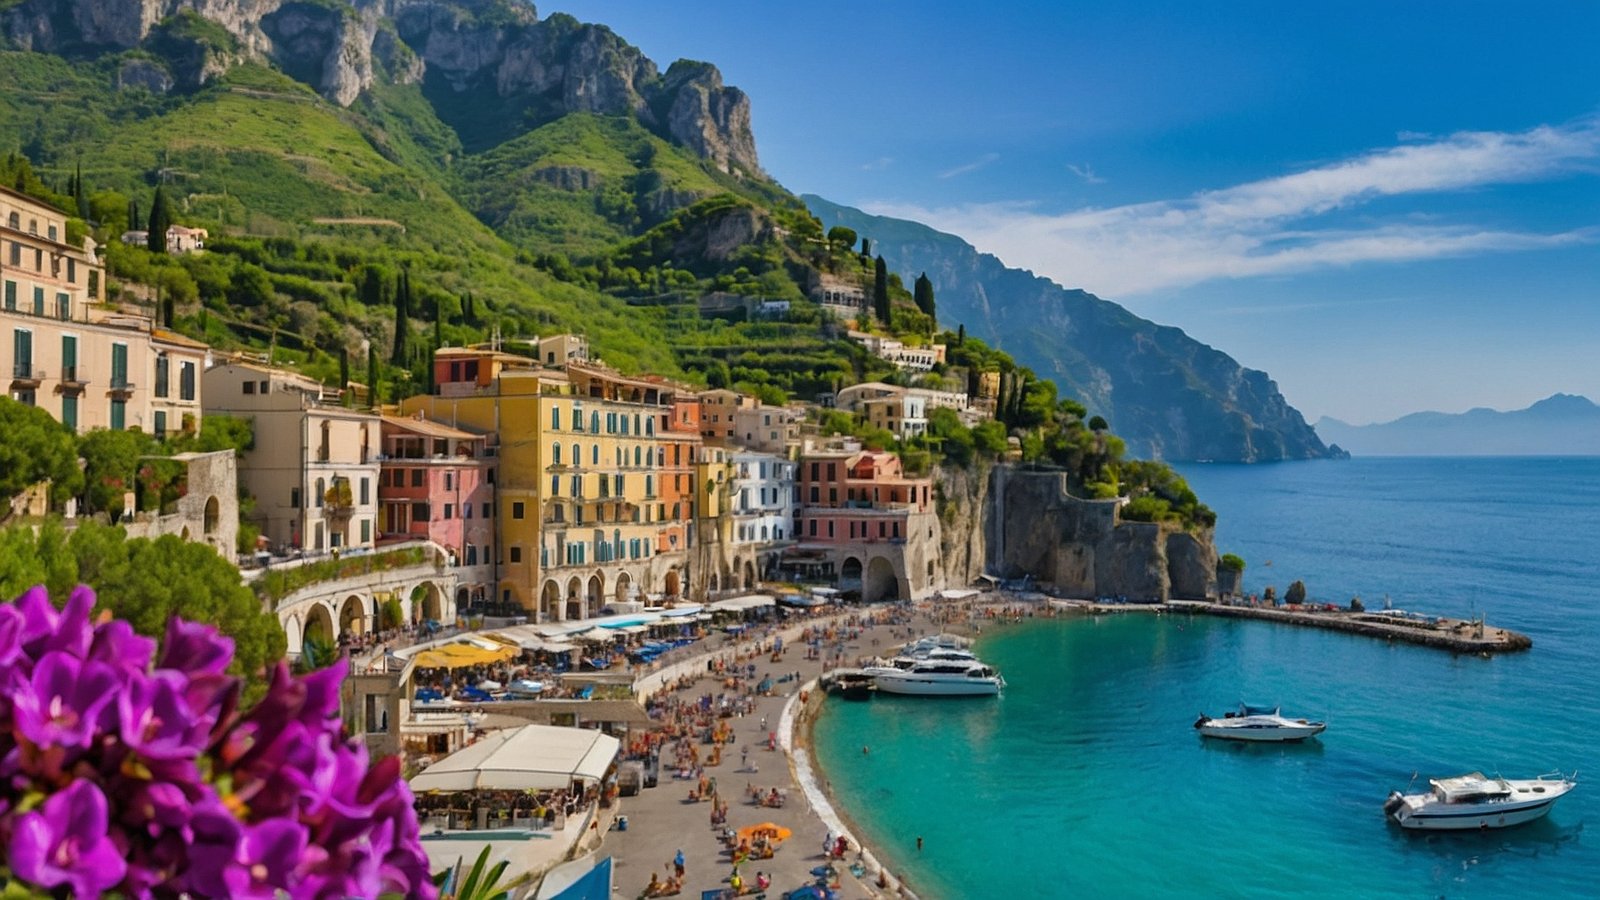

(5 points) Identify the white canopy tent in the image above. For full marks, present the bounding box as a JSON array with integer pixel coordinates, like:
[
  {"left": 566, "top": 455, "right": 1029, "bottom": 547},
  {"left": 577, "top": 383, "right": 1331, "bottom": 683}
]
[
  {"left": 707, "top": 594, "right": 776, "bottom": 613},
  {"left": 408, "top": 725, "right": 621, "bottom": 793}
]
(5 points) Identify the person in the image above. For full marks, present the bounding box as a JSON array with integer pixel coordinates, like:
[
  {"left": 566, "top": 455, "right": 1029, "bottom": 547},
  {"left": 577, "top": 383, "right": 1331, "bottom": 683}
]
[
  {"left": 756, "top": 871, "right": 771, "bottom": 891},
  {"left": 916, "top": 835, "right": 923, "bottom": 852},
  {"left": 673, "top": 849, "right": 685, "bottom": 878},
  {"left": 729, "top": 871, "right": 743, "bottom": 895},
  {"left": 645, "top": 871, "right": 661, "bottom": 897}
]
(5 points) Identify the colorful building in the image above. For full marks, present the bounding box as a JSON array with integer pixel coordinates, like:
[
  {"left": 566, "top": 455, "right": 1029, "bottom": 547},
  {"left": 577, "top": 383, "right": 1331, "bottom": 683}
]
[{"left": 378, "top": 413, "right": 495, "bottom": 608}]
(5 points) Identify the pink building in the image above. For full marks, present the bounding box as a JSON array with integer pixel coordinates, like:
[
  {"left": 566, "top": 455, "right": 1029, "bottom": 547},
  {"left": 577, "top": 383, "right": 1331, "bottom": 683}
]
[
  {"left": 378, "top": 414, "right": 495, "bottom": 607},
  {"left": 794, "top": 448, "right": 931, "bottom": 545}
]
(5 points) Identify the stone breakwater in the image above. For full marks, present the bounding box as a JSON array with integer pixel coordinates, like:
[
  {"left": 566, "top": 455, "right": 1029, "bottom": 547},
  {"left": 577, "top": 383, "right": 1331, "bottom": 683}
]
[{"left": 1168, "top": 601, "right": 1532, "bottom": 653}]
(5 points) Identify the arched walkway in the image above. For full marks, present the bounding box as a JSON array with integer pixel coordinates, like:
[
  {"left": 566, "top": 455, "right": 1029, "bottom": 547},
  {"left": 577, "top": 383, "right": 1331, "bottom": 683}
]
[
  {"left": 305, "top": 603, "right": 334, "bottom": 647},
  {"left": 541, "top": 580, "right": 561, "bottom": 622},
  {"left": 409, "top": 582, "right": 442, "bottom": 625},
  {"left": 614, "top": 571, "right": 634, "bottom": 603},
  {"left": 865, "top": 557, "right": 900, "bottom": 602},
  {"left": 743, "top": 559, "right": 757, "bottom": 590},
  {"left": 841, "top": 557, "right": 864, "bottom": 583},
  {"left": 586, "top": 573, "right": 605, "bottom": 616},
  {"left": 566, "top": 576, "right": 583, "bottom": 621},
  {"left": 204, "top": 496, "right": 220, "bottom": 535},
  {"left": 339, "top": 594, "right": 368, "bottom": 637},
  {"left": 283, "top": 614, "right": 303, "bottom": 656},
  {"left": 663, "top": 569, "right": 681, "bottom": 598}
]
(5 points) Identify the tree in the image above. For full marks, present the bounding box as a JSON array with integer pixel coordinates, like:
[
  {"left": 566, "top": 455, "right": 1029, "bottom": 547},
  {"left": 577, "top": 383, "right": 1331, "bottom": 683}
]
[
  {"left": 79, "top": 428, "right": 157, "bottom": 519},
  {"left": 1088, "top": 415, "right": 1109, "bottom": 433},
  {"left": 338, "top": 347, "right": 351, "bottom": 406},
  {"left": 860, "top": 238, "right": 870, "bottom": 257},
  {"left": 956, "top": 323, "right": 965, "bottom": 346},
  {"left": 872, "top": 255, "right": 890, "bottom": 323},
  {"left": 1220, "top": 554, "right": 1246, "bottom": 573},
  {"left": 913, "top": 272, "right": 936, "bottom": 321},
  {"left": 0, "top": 399, "right": 83, "bottom": 505},
  {"left": 1285, "top": 580, "right": 1307, "bottom": 605},
  {"left": 367, "top": 342, "right": 379, "bottom": 408},
  {"left": 146, "top": 185, "right": 172, "bottom": 253},
  {"left": 391, "top": 268, "right": 411, "bottom": 364},
  {"left": 826, "top": 226, "right": 857, "bottom": 253}
]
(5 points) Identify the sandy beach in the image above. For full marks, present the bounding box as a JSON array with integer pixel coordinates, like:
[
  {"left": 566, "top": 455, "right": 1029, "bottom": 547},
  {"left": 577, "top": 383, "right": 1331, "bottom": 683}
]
[{"left": 602, "top": 598, "right": 1038, "bottom": 900}]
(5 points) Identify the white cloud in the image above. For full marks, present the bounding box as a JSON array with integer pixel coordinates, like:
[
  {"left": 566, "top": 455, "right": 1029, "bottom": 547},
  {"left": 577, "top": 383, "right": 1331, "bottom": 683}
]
[
  {"left": 860, "top": 156, "right": 894, "bottom": 171},
  {"left": 1065, "top": 162, "right": 1105, "bottom": 184},
  {"left": 937, "top": 152, "right": 1000, "bottom": 179},
  {"left": 867, "top": 119, "right": 1600, "bottom": 296}
]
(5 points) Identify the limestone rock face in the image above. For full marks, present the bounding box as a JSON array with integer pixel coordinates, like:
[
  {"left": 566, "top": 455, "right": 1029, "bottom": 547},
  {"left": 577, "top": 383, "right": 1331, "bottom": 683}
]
[
  {"left": 3, "top": 0, "right": 760, "bottom": 172},
  {"left": 990, "top": 467, "right": 1219, "bottom": 602},
  {"left": 116, "top": 57, "right": 175, "bottom": 93}
]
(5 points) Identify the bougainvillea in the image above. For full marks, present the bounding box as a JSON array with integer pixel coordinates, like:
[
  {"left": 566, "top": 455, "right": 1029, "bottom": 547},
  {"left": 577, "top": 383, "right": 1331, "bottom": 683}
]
[{"left": 0, "top": 585, "right": 435, "bottom": 898}]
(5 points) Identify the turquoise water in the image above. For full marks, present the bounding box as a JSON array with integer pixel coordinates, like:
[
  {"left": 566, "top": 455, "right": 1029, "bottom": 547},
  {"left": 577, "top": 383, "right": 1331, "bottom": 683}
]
[{"left": 813, "top": 458, "right": 1600, "bottom": 898}]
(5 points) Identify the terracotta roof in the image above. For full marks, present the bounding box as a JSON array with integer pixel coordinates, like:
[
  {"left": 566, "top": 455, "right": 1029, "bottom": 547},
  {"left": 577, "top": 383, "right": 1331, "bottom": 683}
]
[{"left": 380, "top": 414, "right": 483, "bottom": 441}]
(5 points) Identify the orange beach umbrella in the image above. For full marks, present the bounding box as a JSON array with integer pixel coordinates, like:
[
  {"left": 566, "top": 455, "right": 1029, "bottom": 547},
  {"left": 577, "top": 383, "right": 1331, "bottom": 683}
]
[{"left": 736, "top": 822, "right": 792, "bottom": 844}]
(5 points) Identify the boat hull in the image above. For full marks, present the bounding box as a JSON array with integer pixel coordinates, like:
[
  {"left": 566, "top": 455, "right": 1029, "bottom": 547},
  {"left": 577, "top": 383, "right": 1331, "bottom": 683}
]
[
  {"left": 872, "top": 674, "right": 1003, "bottom": 696},
  {"left": 1389, "top": 797, "right": 1561, "bottom": 830},
  {"left": 1197, "top": 720, "right": 1326, "bottom": 742}
]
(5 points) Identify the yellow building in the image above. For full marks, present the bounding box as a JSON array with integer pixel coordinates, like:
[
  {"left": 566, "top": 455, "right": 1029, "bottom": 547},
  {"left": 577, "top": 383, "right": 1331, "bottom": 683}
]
[{"left": 403, "top": 350, "right": 704, "bottom": 622}]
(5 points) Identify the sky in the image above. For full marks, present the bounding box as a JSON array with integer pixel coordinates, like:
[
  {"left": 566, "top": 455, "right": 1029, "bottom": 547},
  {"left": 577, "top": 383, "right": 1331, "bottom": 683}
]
[{"left": 547, "top": 1, "right": 1600, "bottom": 424}]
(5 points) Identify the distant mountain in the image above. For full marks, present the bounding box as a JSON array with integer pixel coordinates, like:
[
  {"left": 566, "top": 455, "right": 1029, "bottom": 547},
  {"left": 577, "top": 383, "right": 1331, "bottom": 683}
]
[
  {"left": 1315, "top": 394, "right": 1600, "bottom": 456},
  {"left": 805, "top": 196, "right": 1339, "bottom": 463}
]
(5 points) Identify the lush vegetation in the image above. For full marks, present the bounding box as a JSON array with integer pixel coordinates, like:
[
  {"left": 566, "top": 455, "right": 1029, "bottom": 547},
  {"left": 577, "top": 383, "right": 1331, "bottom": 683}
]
[{"left": 252, "top": 545, "right": 429, "bottom": 604}]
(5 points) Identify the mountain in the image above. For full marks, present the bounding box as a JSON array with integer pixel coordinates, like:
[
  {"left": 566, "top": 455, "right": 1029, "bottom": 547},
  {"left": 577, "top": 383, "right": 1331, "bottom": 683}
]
[
  {"left": 805, "top": 196, "right": 1338, "bottom": 463},
  {"left": 1315, "top": 394, "right": 1600, "bottom": 456}
]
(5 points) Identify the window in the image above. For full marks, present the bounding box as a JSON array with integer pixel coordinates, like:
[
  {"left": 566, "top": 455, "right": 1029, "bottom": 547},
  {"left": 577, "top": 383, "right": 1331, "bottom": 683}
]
[
  {"left": 359, "top": 477, "right": 370, "bottom": 505},
  {"left": 153, "top": 410, "right": 167, "bottom": 437},
  {"left": 11, "top": 329, "right": 31, "bottom": 376},
  {"left": 243, "top": 381, "right": 255, "bottom": 395},
  {"left": 443, "top": 504, "right": 453, "bottom": 520},
  {"left": 512, "top": 501, "right": 525, "bottom": 519},
  {"left": 111, "top": 344, "right": 128, "bottom": 389},
  {"left": 46, "top": 224, "right": 56, "bottom": 242},
  {"left": 465, "top": 545, "right": 477, "bottom": 565},
  {"left": 315, "top": 478, "right": 325, "bottom": 507},
  {"left": 552, "top": 443, "right": 561, "bottom": 465},
  {"left": 411, "top": 469, "right": 423, "bottom": 487},
  {"left": 590, "top": 411, "right": 599, "bottom": 433},
  {"left": 88, "top": 270, "right": 98, "bottom": 300},
  {"left": 592, "top": 445, "right": 599, "bottom": 465},
  {"left": 360, "top": 519, "right": 371, "bottom": 543},
  {"left": 60, "top": 395, "right": 77, "bottom": 431},
  {"left": 551, "top": 406, "right": 561, "bottom": 430},
  {"left": 510, "top": 546, "right": 522, "bottom": 563},
  {"left": 411, "top": 502, "right": 430, "bottom": 522},
  {"left": 259, "top": 380, "right": 268, "bottom": 393},
  {"left": 155, "top": 355, "right": 169, "bottom": 398},
  {"left": 179, "top": 362, "right": 195, "bottom": 401},
  {"left": 291, "top": 487, "right": 301, "bottom": 509},
  {"left": 31, "top": 286, "right": 43, "bottom": 316},
  {"left": 808, "top": 519, "right": 817, "bottom": 537},
  {"left": 483, "top": 502, "right": 492, "bottom": 518},
  {"left": 444, "top": 472, "right": 453, "bottom": 491},
  {"left": 2, "top": 280, "right": 13, "bottom": 310},
  {"left": 55, "top": 292, "right": 68, "bottom": 321},
  {"left": 463, "top": 502, "right": 472, "bottom": 519}
]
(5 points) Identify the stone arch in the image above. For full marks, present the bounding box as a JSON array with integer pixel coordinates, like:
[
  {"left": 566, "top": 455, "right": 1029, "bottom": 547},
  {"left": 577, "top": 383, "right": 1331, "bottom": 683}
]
[
  {"left": 565, "top": 576, "right": 583, "bottom": 621},
  {"left": 409, "top": 582, "right": 442, "bottom": 625},
  {"left": 663, "top": 569, "right": 681, "bottom": 598},
  {"left": 709, "top": 573, "right": 720, "bottom": 593},
  {"left": 743, "top": 559, "right": 757, "bottom": 590},
  {"left": 614, "top": 571, "right": 634, "bottom": 603},
  {"left": 586, "top": 572, "right": 605, "bottom": 615},
  {"left": 841, "top": 557, "right": 864, "bottom": 584},
  {"left": 339, "top": 593, "right": 369, "bottom": 637},
  {"left": 455, "top": 586, "right": 470, "bottom": 610},
  {"left": 204, "top": 496, "right": 220, "bottom": 535},
  {"left": 180, "top": 526, "right": 190, "bottom": 541},
  {"left": 304, "top": 602, "right": 334, "bottom": 648},
  {"left": 541, "top": 580, "right": 562, "bottom": 621},
  {"left": 283, "top": 614, "right": 303, "bottom": 656},
  {"left": 865, "top": 557, "right": 900, "bottom": 602}
]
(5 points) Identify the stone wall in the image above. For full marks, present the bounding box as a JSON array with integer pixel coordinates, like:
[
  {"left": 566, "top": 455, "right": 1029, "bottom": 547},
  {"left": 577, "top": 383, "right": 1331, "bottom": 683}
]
[
  {"left": 122, "top": 450, "right": 239, "bottom": 563},
  {"left": 989, "top": 466, "right": 1217, "bottom": 602}
]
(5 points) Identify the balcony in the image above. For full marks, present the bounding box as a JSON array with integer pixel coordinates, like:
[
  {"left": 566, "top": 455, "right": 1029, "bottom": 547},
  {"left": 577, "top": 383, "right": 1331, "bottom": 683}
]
[
  {"left": 58, "top": 365, "right": 88, "bottom": 393},
  {"left": 10, "top": 366, "right": 43, "bottom": 389},
  {"left": 108, "top": 377, "right": 136, "bottom": 397}
]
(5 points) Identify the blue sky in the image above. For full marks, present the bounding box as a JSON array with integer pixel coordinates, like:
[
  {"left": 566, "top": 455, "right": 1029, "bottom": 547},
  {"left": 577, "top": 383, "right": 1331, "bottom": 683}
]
[{"left": 549, "top": 2, "right": 1599, "bottom": 423}]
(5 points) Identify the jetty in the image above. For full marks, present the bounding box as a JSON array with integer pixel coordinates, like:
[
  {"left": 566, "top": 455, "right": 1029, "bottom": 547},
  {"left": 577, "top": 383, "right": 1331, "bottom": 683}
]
[{"left": 1168, "top": 601, "right": 1532, "bottom": 653}]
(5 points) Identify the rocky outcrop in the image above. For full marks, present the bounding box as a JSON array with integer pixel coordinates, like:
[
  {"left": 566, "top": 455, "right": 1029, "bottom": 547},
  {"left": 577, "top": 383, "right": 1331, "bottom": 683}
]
[
  {"left": 3, "top": 0, "right": 760, "bottom": 173},
  {"left": 990, "top": 467, "right": 1217, "bottom": 602},
  {"left": 933, "top": 462, "right": 991, "bottom": 588}
]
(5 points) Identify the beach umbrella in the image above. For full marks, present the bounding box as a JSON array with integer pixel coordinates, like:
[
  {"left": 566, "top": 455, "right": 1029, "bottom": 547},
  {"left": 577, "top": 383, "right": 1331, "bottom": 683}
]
[{"left": 737, "top": 822, "right": 792, "bottom": 844}]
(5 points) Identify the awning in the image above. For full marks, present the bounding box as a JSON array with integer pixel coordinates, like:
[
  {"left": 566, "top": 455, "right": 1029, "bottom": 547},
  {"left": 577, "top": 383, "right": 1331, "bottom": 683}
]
[
  {"left": 939, "top": 589, "right": 981, "bottom": 601},
  {"left": 707, "top": 595, "right": 776, "bottom": 613},
  {"left": 408, "top": 724, "right": 621, "bottom": 792},
  {"left": 411, "top": 642, "right": 520, "bottom": 669},
  {"left": 658, "top": 606, "right": 703, "bottom": 618},
  {"left": 616, "top": 624, "right": 649, "bottom": 635}
]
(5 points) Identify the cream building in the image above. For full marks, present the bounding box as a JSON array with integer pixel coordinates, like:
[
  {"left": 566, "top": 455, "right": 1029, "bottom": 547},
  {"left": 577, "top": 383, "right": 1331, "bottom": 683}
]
[{"left": 203, "top": 362, "right": 381, "bottom": 554}]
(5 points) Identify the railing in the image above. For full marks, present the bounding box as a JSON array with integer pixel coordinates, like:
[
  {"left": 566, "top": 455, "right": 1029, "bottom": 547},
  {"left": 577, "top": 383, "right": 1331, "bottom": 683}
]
[
  {"left": 61, "top": 365, "right": 87, "bottom": 385},
  {"left": 11, "top": 366, "right": 43, "bottom": 382}
]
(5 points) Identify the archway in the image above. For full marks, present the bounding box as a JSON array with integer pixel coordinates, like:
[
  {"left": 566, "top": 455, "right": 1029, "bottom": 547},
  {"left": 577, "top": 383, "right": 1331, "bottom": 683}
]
[
  {"left": 204, "top": 496, "right": 220, "bottom": 535},
  {"left": 841, "top": 557, "right": 864, "bottom": 586},
  {"left": 865, "top": 557, "right": 899, "bottom": 603},
  {"left": 663, "top": 569, "right": 681, "bottom": 598},
  {"left": 410, "top": 582, "right": 442, "bottom": 625},
  {"left": 304, "top": 604, "right": 334, "bottom": 647},
  {"left": 541, "top": 580, "right": 561, "bottom": 621},
  {"left": 743, "top": 559, "right": 757, "bottom": 590},
  {"left": 709, "top": 573, "right": 719, "bottom": 593},
  {"left": 586, "top": 573, "right": 604, "bottom": 616},
  {"left": 565, "top": 576, "right": 583, "bottom": 621},
  {"left": 455, "top": 587, "right": 470, "bottom": 611},
  {"left": 614, "top": 571, "right": 633, "bottom": 604},
  {"left": 283, "top": 614, "right": 303, "bottom": 656},
  {"left": 339, "top": 594, "right": 368, "bottom": 637}
]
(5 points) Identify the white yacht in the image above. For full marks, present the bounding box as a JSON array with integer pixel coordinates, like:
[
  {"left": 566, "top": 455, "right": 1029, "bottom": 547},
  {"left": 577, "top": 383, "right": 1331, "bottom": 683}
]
[
  {"left": 1193, "top": 704, "right": 1326, "bottom": 742},
  {"left": 1384, "top": 772, "right": 1577, "bottom": 830},
  {"left": 869, "top": 658, "right": 1005, "bottom": 696}
]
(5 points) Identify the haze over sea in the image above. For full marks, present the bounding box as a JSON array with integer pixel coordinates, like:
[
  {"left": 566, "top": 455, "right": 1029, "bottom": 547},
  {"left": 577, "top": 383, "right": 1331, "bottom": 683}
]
[{"left": 813, "top": 457, "right": 1599, "bottom": 898}]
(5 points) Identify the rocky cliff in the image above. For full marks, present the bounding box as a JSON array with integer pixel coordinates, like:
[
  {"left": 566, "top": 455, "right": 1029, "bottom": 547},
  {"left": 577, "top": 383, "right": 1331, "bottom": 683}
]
[
  {"left": 806, "top": 195, "right": 1339, "bottom": 463},
  {"left": 988, "top": 467, "right": 1217, "bottom": 601},
  {"left": 2, "top": 0, "right": 759, "bottom": 173},
  {"left": 933, "top": 462, "right": 992, "bottom": 589}
]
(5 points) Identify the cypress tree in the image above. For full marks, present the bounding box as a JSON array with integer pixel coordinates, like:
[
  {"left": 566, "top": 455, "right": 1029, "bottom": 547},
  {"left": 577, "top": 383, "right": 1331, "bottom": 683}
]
[
  {"left": 146, "top": 186, "right": 172, "bottom": 253},
  {"left": 432, "top": 293, "right": 443, "bottom": 348},
  {"left": 366, "top": 342, "right": 379, "bottom": 409},
  {"left": 461, "top": 292, "right": 477, "bottom": 327},
  {"left": 339, "top": 348, "right": 351, "bottom": 406},
  {"left": 860, "top": 238, "right": 870, "bottom": 257},
  {"left": 913, "top": 272, "right": 935, "bottom": 321},
  {"left": 73, "top": 163, "right": 89, "bottom": 220},
  {"left": 161, "top": 294, "right": 175, "bottom": 328},
  {"left": 128, "top": 198, "right": 141, "bottom": 233},
  {"left": 391, "top": 269, "right": 410, "bottom": 364},
  {"left": 872, "top": 255, "right": 890, "bottom": 323},
  {"left": 957, "top": 323, "right": 966, "bottom": 346}
]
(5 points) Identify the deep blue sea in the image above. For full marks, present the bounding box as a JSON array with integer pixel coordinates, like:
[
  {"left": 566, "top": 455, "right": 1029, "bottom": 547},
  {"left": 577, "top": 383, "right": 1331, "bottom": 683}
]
[{"left": 813, "top": 458, "right": 1600, "bottom": 898}]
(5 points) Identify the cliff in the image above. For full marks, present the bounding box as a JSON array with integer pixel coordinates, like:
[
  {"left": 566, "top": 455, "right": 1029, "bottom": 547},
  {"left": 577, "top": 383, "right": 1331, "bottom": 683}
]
[
  {"left": 1, "top": 0, "right": 759, "bottom": 173},
  {"left": 805, "top": 195, "right": 1339, "bottom": 463},
  {"left": 933, "top": 462, "right": 992, "bottom": 589},
  {"left": 988, "top": 467, "right": 1217, "bottom": 602}
]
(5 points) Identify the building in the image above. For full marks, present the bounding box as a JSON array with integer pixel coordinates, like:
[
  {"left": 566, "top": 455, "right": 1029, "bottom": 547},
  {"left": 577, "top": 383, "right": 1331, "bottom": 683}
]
[
  {"left": 728, "top": 450, "right": 797, "bottom": 583},
  {"left": 378, "top": 413, "right": 495, "bottom": 607},
  {"left": 118, "top": 224, "right": 208, "bottom": 254},
  {"left": 203, "top": 362, "right": 380, "bottom": 554},
  {"left": 404, "top": 350, "right": 705, "bottom": 622},
  {"left": 836, "top": 382, "right": 928, "bottom": 440},
  {"left": 811, "top": 275, "right": 868, "bottom": 319},
  {"left": 120, "top": 450, "right": 240, "bottom": 563},
  {"left": 3, "top": 187, "right": 209, "bottom": 435},
  {"left": 535, "top": 334, "right": 588, "bottom": 369},
  {"left": 731, "top": 403, "right": 803, "bottom": 455},
  {"left": 697, "top": 388, "right": 754, "bottom": 444},
  {"left": 785, "top": 444, "right": 941, "bottom": 601},
  {"left": 847, "top": 330, "right": 946, "bottom": 371}
]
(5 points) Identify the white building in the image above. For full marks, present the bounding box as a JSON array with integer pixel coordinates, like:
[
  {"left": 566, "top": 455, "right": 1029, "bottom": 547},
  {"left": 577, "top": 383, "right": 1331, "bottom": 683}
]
[{"left": 729, "top": 450, "right": 797, "bottom": 560}]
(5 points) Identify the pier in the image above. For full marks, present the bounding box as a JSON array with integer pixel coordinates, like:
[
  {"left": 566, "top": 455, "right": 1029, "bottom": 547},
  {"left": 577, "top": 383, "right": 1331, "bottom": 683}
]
[{"left": 1169, "top": 601, "right": 1532, "bottom": 653}]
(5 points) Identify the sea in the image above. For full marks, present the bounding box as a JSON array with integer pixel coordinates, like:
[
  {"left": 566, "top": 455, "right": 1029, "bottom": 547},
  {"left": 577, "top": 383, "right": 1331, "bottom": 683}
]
[{"left": 812, "top": 457, "right": 1600, "bottom": 899}]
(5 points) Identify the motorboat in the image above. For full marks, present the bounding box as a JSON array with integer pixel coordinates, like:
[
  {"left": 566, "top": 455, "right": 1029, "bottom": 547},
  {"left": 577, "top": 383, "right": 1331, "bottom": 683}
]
[
  {"left": 821, "top": 669, "right": 875, "bottom": 700},
  {"left": 869, "top": 659, "right": 1005, "bottom": 696},
  {"left": 1193, "top": 704, "right": 1326, "bottom": 742},
  {"left": 1384, "top": 772, "right": 1577, "bottom": 830}
]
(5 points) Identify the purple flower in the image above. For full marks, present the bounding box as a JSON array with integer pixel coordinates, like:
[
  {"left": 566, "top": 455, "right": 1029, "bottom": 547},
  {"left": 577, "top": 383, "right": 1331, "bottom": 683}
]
[
  {"left": 89, "top": 616, "right": 157, "bottom": 675},
  {"left": 160, "top": 616, "right": 235, "bottom": 678},
  {"left": 9, "top": 779, "right": 128, "bottom": 897},
  {"left": 119, "top": 669, "right": 216, "bottom": 762},
  {"left": 224, "top": 819, "right": 310, "bottom": 898},
  {"left": 11, "top": 651, "right": 120, "bottom": 751}
]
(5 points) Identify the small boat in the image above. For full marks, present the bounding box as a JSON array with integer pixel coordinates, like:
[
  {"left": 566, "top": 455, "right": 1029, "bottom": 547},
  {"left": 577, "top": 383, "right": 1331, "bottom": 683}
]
[
  {"left": 505, "top": 679, "right": 545, "bottom": 698},
  {"left": 1193, "top": 704, "right": 1326, "bottom": 742},
  {"left": 869, "top": 659, "right": 1005, "bottom": 696},
  {"left": 1384, "top": 772, "right": 1577, "bottom": 830}
]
